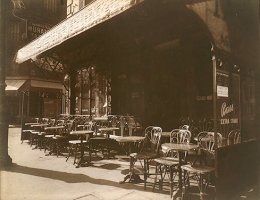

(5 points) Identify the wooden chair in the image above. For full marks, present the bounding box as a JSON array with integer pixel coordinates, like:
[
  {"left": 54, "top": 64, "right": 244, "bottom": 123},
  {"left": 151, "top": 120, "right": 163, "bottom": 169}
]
[
  {"left": 66, "top": 121, "right": 93, "bottom": 163},
  {"left": 153, "top": 129, "right": 191, "bottom": 197},
  {"left": 181, "top": 132, "right": 222, "bottom": 200},
  {"left": 228, "top": 129, "right": 241, "bottom": 145},
  {"left": 129, "top": 126, "right": 162, "bottom": 190}
]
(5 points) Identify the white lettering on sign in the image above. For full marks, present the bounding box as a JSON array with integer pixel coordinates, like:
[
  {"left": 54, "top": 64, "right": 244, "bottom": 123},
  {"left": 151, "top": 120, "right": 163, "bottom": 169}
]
[
  {"left": 230, "top": 118, "right": 238, "bottom": 124},
  {"left": 221, "top": 118, "right": 229, "bottom": 124},
  {"left": 217, "top": 85, "right": 228, "bottom": 97},
  {"left": 220, "top": 118, "right": 238, "bottom": 125},
  {"left": 221, "top": 102, "right": 234, "bottom": 117}
]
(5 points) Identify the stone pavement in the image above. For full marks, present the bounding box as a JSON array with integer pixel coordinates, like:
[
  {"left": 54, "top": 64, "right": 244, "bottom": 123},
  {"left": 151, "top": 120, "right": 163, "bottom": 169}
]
[
  {"left": 1, "top": 128, "right": 170, "bottom": 200},
  {"left": 2, "top": 128, "right": 259, "bottom": 200}
]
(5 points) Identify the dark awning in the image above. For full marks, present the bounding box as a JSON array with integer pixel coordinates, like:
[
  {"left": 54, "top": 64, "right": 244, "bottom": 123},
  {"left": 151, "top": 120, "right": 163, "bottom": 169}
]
[{"left": 15, "top": 0, "right": 144, "bottom": 64}]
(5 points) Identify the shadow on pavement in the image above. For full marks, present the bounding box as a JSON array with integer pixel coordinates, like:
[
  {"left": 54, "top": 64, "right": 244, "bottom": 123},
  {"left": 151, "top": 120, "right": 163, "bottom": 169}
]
[{"left": 2, "top": 163, "right": 169, "bottom": 195}]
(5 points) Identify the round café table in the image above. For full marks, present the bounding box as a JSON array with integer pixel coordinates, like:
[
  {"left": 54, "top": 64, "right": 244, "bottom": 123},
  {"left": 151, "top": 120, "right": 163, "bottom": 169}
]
[
  {"left": 116, "top": 136, "right": 146, "bottom": 184},
  {"left": 115, "top": 136, "right": 145, "bottom": 155},
  {"left": 94, "top": 127, "right": 120, "bottom": 159},
  {"left": 98, "top": 127, "right": 120, "bottom": 138},
  {"left": 70, "top": 130, "right": 94, "bottom": 168},
  {"left": 44, "top": 126, "right": 65, "bottom": 156},
  {"left": 30, "top": 123, "right": 49, "bottom": 149},
  {"left": 161, "top": 143, "right": 198, "bottom": 195}
]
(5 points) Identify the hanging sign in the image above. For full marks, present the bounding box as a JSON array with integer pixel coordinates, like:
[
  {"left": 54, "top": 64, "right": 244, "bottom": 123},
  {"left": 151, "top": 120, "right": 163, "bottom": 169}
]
[
  {"left": 217, "top": 85, "right": 228, "bottom": 97},
  {"left": 27, "top": 22, "right": 51, "bottom": 39}
]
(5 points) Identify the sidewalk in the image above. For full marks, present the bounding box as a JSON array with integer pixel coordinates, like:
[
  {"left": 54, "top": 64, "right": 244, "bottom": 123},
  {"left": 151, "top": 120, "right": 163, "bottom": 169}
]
[{"left": 1, "top": 128, "right": 170, "bottom": 200}]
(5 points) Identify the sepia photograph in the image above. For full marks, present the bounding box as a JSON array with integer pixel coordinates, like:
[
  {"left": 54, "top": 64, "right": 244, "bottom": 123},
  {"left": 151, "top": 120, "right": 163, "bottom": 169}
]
[{"left": 0, "top": 0, "right": 259, "bottom": 199}]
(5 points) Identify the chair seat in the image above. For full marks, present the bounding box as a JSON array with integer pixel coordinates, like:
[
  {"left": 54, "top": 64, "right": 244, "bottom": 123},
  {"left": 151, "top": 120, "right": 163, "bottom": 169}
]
[
  {"left": 45, "top": 135, "right": 55, "bottom": 138},
  {"left": 69, "top": 140, "right": 87, "bottom": 144},
  {"left": 37, "top": 132, "right": 47, "bottom": 136},
  {"left": 90, "top": 137, "right": 106, "bottom": 141},
  {"left": 22, "top": 129, "right": 33, "bottom": 132},
  {"left": 53, "top": 136, "right": 66, "bottom": 140},
  {"left": 154, "top": 157, "right": 179, "bottom": 166},
  {"left": 181, "top": 164, "right": 215, "bottom": 174},
  {"left": 130, "top": 152, "right": 158, "bottom": 160}
]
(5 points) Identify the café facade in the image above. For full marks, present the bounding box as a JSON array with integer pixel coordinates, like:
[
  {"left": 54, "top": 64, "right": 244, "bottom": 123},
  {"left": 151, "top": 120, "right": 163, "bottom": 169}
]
[{"left": 15, "top": 0, "right": 259, "bottom": 140}]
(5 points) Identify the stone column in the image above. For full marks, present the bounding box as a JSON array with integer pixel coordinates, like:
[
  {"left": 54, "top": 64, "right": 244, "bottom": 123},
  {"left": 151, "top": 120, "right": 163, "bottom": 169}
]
[{"left": 0, "top": 0, "right": 12, "bottom": 167}]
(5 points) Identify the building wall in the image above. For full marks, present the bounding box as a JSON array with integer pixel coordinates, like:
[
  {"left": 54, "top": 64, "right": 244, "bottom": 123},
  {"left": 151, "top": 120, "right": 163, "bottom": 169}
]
[
  {"left": 6, "top": 0, "right": 67, "bottom": 123},
  {"left": 67, "top": 0, "right": 93, "bottom": 17}
]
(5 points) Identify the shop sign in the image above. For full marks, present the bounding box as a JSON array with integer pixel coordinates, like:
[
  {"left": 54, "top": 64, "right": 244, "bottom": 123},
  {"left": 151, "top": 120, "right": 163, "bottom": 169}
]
[
  {"left": 27, "top": 22, "right": 51, "bottom": 39},
  {"left": 216, "top": 70, "right": 240, "bottom": 131},
  {"left": 217, "top": 85, "right": 228, "bottom": 97}
]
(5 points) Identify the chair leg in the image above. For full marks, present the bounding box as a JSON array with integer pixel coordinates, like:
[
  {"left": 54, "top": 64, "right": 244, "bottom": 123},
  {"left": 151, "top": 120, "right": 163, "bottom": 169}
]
[
  {"left": 56, "top": 141, "right": 59, "bottom": 157},
  {"left": 170, "top": 166, "right": 173, "bottom": 198},
  {"left": 144, "top": 159, "right": 147, "bottom": 190},
  {"left": 66, "top": 145, "right": 71, "bottom": 162},
  {"left": 44, "top": 138, "right": 48, "bottom": 152},
  {"left": 153, "top": 163, "right": 158, "bottom": 192},
  {"left": 159, "top": 165, "right": 163, "bottom": 191},
  {"left": 73, "top": 145, "right": 78, "bottom": 164}
]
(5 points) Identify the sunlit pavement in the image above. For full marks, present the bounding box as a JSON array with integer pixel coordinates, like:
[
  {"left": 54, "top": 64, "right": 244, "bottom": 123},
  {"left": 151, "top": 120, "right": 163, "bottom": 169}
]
[
  {"left": 2, "top": 128, "right": 259, "bottom": 200},
  {"left": 1, "top": 127, "right": 170, "bottom": 200}
]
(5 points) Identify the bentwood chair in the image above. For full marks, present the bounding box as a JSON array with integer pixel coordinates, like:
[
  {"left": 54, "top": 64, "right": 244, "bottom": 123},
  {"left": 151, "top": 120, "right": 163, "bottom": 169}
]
[
  {"left": 153, "top": 129, "right": 191, "bottom": 197},
  {"left": 66, "top": 122, "right": 93, "bottom": 164},
  {"left": 181, "top": 132, "right": 222, "bottom": 200},
  {"left": 129, "top": 126, "right": 162, "bottom": 190},
  {"left": 227, "top": 129, "right": 241, "bottom": 145}
]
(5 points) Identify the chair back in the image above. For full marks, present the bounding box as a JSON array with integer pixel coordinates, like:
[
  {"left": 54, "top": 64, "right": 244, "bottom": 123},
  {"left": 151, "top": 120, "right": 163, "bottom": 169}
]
[
  {"left": 228, "top": 129, "right": 241, "bottom": 145},
  {"left": 144, "top": 126, "right": 162, "bottom": 154},
  {"left": 56, "top": 119, "right": 65, "bottom": 126},
  {"left": 191, "top": 132, "right": 222, "bottom": 166},
  {"left": 170, "top": 129, "right": 191, "bottom": 144},
  {"left": 198, "top": 131, "right": 223, "bottom": 153},
  {"left": 84, "top": 121, "right": 94, "bottom": 131},
  {"left": 48, "top": 118, "right": 56, "bottom": 126}
]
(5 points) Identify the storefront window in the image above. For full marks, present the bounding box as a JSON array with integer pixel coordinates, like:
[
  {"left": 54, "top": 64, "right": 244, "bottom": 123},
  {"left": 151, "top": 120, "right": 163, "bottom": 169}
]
[{"left": 74, "top": 67, "right": 111, "bottom": 116}]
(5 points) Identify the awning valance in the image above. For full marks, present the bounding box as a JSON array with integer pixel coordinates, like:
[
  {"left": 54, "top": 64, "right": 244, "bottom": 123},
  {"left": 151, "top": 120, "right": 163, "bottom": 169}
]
[
  {"left": 30, "top": 80, "right": 63, "bottom": 90},
  {"left": 15, "top": 0, "right": 144, "bottom": 64},
  {"left": 5, "top": 80, "right": 26, "bottom": 95}
]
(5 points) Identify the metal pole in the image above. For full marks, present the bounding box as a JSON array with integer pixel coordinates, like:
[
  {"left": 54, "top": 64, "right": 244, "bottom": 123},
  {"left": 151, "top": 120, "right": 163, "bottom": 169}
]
[
  {"left": 212, "top": 54, "right": 218, "bottom": 149},
  {"left": 80, "top": 69, "right": 83, "bottom": 114},
  {"left": 89, "top": 67, "right": 92, "bottom": 118},
  {"left": 20, "top": 92, "right": 25, "bottom": 133},
  {"left": 0, "top": 0, "right": 12, "bottom": 167}
]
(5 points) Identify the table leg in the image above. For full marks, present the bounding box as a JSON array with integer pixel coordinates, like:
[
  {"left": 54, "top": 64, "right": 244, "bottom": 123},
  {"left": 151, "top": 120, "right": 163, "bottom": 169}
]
[
  {"left": 76, "top": 135, "right": 92, "bottom": 168},
  {"left": 178, "top": 151, "right": 183, "bottom": 191},
  {"left": 119, "top": 156, "right": 143, "bottom": 184},
  {"left": 76, "top": 136, "right": 84, "bottom": 168},
  {"left": 170, "top": 151, "right": 183, "bottom": 199}
]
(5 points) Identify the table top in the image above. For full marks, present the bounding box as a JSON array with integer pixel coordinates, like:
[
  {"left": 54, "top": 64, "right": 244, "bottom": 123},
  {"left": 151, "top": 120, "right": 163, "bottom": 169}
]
[
  {"left": 161, "top": 129, "right": 185, "bottom": 137},
  {"left": 25, "top": 122, "right": 40, "bottom": 126},
  {"left": 161, "top": 143, "right": 198, "bottom": 152},
  {"left": 93, "top": 117, "right": 108, "bottom": 121},
  {"left": 194, "top": 136, "right": 226, "bottom": 142},
  {"left": 115, "top": 136, "right": 145, "bottom": 143},
  {"left": 45, "top": 126, "right": 65, "bottom": 130},
  {"left": 31, "top": 124, "right": 48, "bottom": 127},
  {"left": 161, "top": 132, "right": 171, "bottom": 137},
  {"left": 99, "top": 127, "right": 119, "bottom": 132},
  {"left": 70, "top": 130, "right": 94, "bottom": 135}
]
